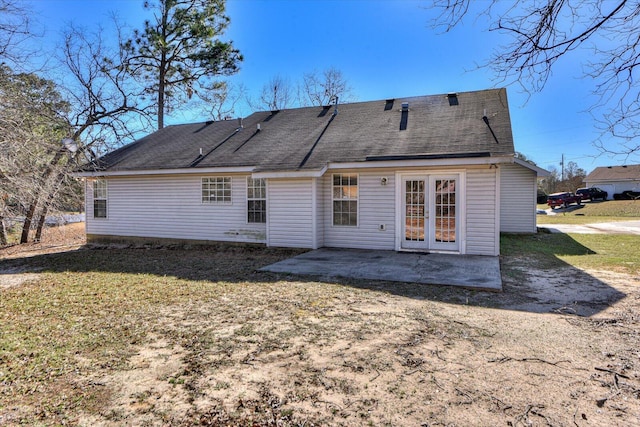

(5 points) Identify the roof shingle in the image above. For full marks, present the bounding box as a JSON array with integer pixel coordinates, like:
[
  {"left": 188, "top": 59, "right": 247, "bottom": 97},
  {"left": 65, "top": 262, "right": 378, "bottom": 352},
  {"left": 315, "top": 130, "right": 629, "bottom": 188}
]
[
  {"left": 92, "top": 88, "right": 516, "bottom": 173},
  {"left": 586, "top": 165, "right": 640, "bottom": 181}
]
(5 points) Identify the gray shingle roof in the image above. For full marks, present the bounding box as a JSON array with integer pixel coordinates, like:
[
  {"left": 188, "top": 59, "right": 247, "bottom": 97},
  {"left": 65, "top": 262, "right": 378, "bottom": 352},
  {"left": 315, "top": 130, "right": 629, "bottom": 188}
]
[
  {"left": 91, "top": 88, "right": 516, "bottom": 173},
  {"left": 586, "top": 165, "right": 640, "bottom": 181}
]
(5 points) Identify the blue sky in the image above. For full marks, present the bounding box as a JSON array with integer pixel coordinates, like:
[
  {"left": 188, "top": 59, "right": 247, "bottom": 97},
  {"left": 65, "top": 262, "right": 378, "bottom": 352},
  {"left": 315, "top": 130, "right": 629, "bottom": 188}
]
[{"left": 31, "top": 0, "right": 629, "bottom": 173}]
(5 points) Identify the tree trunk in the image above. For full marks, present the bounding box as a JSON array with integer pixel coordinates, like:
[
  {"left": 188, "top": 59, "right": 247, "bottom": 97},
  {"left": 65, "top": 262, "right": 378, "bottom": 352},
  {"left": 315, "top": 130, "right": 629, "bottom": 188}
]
[
  {"left": 20, "top": 149, "right": 65, "bottom": 244},
  {"left": 34, "top": 205, "right": 48, "bottom": 242},
  {"left": 158, "top": 82, "right": 164, "bottom": 130},
  {"left": 0, "top": 216, "right": 7, "bottom": 246},
  {"left": 20, "top": 201, "right": 37, "bottom": 243}
]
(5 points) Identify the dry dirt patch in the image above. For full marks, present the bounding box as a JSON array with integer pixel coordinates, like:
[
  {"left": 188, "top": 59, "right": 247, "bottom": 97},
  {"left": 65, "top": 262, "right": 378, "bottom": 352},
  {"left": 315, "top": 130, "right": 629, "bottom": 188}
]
[
  {"left": 1, "top": 223, "right": 84, "bottom": 289},
  {"left": 70, "top": 269, "right": 639, "bottom": 426},
  {"left": 1, "top": 230, "right": 639, "bottom": 426},
  {"left": 0, "top": 222, "right": 85, "bottom": 260}
]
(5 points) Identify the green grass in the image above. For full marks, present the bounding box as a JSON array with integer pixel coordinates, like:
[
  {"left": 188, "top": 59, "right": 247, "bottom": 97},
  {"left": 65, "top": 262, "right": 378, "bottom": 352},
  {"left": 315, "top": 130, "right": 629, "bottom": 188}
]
[
  {"left": 536, "top": 200, "right": 640, "bottom": 224},
  {"left": 502, "top": 232, "right": 640, "bottom": 274},
  {"left": 2, "top": 235, "right": 640, "bottom": 424},
  {"left": 0, "top": 247, "right": 303, "bottom": 424}
]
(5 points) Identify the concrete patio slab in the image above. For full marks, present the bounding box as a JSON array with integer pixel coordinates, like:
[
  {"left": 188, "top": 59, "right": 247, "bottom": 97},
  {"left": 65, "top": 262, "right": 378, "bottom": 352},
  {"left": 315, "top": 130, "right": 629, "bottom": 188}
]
[{"left": 261, "top": 248, "right": 502, "bottom": 291}]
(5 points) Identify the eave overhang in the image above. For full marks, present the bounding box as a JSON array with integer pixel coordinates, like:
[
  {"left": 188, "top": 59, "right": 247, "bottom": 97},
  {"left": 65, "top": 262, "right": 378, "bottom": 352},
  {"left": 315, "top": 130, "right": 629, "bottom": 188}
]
[{"left": 74, "top": 154, "right": 538, "bottom": 179}]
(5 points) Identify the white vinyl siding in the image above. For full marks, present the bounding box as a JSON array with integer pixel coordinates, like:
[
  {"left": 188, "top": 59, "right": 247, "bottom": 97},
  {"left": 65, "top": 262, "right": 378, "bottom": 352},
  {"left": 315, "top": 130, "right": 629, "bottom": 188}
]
[
  {"left": 84, "top": 165, "right": 510, "bottom": 255},
  {"left": 323, "top": 171, "right": 395, "bottom": 250},
  {"left": 466, "top": 168, "right": 499, "bottom": 256},
  {"left": 314, "top": 177, "right": 324, "bottom": 248},
  {"left": 267, "top": 178, "right": 315, "bottom": 248},
  {"left": 500, "top": 163, "right": 537, "bottom": 233},
  {"left": 85, "top": 174, "right": 266, "bottom": 243}
]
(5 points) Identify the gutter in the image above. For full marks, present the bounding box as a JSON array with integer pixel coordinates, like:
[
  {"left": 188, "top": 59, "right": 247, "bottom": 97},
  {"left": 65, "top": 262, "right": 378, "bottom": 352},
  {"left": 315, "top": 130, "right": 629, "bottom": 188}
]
[
  {"left": 251, "top": 165, "right": 328, "bottom": 179},
  {"left": 74, "top": 166, "right": 256, "bottom": 178}
]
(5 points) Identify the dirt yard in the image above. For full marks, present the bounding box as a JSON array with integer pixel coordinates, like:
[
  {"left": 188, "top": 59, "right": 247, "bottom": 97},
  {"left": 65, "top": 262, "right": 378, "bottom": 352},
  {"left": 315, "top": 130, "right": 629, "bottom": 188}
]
[{"left": 1, "top": 224, "right": 639, "bottom": 426}]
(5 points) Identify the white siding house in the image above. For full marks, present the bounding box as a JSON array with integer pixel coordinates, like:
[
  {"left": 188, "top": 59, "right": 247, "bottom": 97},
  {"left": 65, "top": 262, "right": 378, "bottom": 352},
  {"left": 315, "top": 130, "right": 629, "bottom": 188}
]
[
  {"left": 86, "top": 173, "right": 267, "bottom": 244},
  {"left": 466, "top": 168, "right": 499, "bottom": 255},
  {"left": 584, "top": 165, "right": 640, "bottom": 199},
  {"left": 266, "top": 178, "right": 315, "bottom": 249},
  {"left": 322, "top": 170, "right": 396, "bottom": 251},
  {"left": 499, "top": 160, "right": 547, "bottom": 233},
  {"left": 79, "top": 89, "right": 548, "bottom": 256}
]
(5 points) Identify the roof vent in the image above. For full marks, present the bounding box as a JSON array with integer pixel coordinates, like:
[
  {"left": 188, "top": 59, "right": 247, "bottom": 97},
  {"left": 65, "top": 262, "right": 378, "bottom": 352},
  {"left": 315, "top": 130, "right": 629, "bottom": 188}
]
[
  {"left": 447, "top": 93, "right": 459, "bottom": 106},
  {"left": 318, "top": 105, "right": 331, "bottom": 117},
  {"left": 384, "top": 99, "right": 394, "bottom": 111},
  {"left": 329, "top": 95, "right": 339, "bottom": 116},
  {"left": 256, "top": 123, "right": 261, "bottom": 131},
  {"left": 400, "top": 102, "right": 409, "bottom": 131}
]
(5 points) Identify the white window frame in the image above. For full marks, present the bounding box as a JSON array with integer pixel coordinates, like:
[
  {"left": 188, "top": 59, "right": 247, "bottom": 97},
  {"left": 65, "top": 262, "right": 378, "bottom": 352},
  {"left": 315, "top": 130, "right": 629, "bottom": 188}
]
[
  {"left": 202, "top": 177, "right": 232, "bottom": 204},
  {"left": 247, "top": 177, "right": 266, "bottom": 224},
  {"left": 92, "top": 178, "right": 108, "bottom": 219},
  {"left": 332, "top": 173, "right": 358, "bottom": 227}
]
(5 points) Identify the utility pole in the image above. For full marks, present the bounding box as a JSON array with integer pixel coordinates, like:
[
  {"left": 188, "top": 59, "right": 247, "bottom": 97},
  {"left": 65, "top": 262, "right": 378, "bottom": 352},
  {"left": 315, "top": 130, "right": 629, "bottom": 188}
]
[{"left": 560, "top": 153, "right": 565, "bottom": 181}]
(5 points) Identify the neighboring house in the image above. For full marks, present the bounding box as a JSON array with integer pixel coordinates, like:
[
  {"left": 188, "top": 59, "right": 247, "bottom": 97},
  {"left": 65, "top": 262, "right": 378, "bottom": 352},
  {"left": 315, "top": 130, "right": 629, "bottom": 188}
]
[
  {"left": 77, "top": 88, "right": 547, "bottom": 256},
  {"left": 584, "top": 165, "right": 640, "bottom": 199}
]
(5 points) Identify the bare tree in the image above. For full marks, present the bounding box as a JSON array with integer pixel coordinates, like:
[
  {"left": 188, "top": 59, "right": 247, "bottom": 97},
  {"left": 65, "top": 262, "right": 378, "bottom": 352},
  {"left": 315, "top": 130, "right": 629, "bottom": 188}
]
[
  {"left": 560, "top": 161, "right": 587, "bottom": 192},
  {"left": 61, "top": 23, "right": 152, "bottom": 152},
  {"left": 17, "top": 23, "right": 153, "bottom": 244},
  {"left": 540, "top": 165, "right": 561, "bottom": 195},
  {"left": 0, "top": 65, "right": 69, "bottom": 245},
  {"left": 0, "top": 0, "right": 36, "bottom": 67},
  {"left": 199, "top": 81, "right": 247, "bottom": 120},
  {"left": 427, "top": 0, "right": 640, "bottom": 159},
  {"left": 300, "top": 67, "right": 355, "bottom": 106},
  {"left": 256, "top": 75, "right": 293, "bottom": 111}
]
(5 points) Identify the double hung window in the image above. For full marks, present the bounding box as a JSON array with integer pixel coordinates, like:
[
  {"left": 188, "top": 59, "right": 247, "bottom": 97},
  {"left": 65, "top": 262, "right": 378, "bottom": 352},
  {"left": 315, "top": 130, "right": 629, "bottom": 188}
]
[
  {"left": 93, "top": 179, "right": 107, "bottom": 218},
  {"left": 332, "top": 174, "right": 358, "bottom": 226},
  {"left": 247, "top": 178, "right": 266, "bottom": 223}
]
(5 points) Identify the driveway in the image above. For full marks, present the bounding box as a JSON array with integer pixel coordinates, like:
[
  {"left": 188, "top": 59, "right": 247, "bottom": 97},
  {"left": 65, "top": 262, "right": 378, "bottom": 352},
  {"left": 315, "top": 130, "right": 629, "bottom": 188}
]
[
  {"left": 261, "top": 248, "right": 502, "bottom": 291},
  {"left": 538, "top": 220, "right": 640, "bottom": 235}
]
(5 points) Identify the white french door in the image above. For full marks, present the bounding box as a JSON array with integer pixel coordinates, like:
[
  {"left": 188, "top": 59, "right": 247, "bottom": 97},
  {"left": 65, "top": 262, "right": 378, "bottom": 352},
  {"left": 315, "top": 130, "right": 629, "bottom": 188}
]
[{"left": 400, "top": 174, "right": 460, "bottom": 252}]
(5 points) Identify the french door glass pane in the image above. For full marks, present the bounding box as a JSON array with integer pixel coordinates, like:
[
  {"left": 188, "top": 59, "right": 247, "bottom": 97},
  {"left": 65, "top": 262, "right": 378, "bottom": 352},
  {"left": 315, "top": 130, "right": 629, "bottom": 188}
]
[
  {"left": 405, "top": 180, "right": 425, "bottom": 241},
  {"left": 435, "top": 179, "right": 456, "bottom": 242}
]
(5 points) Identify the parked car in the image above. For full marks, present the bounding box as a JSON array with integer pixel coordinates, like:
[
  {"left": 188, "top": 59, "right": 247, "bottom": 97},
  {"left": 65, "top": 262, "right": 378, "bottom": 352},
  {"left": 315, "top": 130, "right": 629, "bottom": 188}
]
[
  {"left": 536, "top": 189, "right": 548, "bottom": 204},
  {"left": 547, "top": 192, "right": 582, "bottom": 209},
  {"left": 575, "top": 187, "right": 608, "bottom": 201},
  {"left": 613, "top": 190, "right": 640, "bottom": 200}
]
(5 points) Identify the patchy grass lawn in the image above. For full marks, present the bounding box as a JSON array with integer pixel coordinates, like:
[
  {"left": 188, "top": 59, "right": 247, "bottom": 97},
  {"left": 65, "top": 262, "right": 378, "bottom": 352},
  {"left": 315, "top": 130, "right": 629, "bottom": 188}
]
[
  {"left": 537, "top": 200, "right": 640, "bottom": 224},
  {"left": 502, "top": 233, "right": 640, "bottom": 275},
  {"left": 1, "top": 226, "right": 639, "bottom": 426}
]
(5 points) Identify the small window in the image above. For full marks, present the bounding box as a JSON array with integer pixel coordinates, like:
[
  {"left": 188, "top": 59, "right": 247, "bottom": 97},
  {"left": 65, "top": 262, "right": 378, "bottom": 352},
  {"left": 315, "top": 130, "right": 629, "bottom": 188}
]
[
  {"left": 333, "top": 173, "right": 358, "bottom": 226},
  {"left": 247, "top": 178, "right": 266, "bottom": 223},
  {"left": 93, "top": 178, "right": 107, "bottom": 218},
  {"left": 202, "top": 177, "right": 231, "bottom": 203}
]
